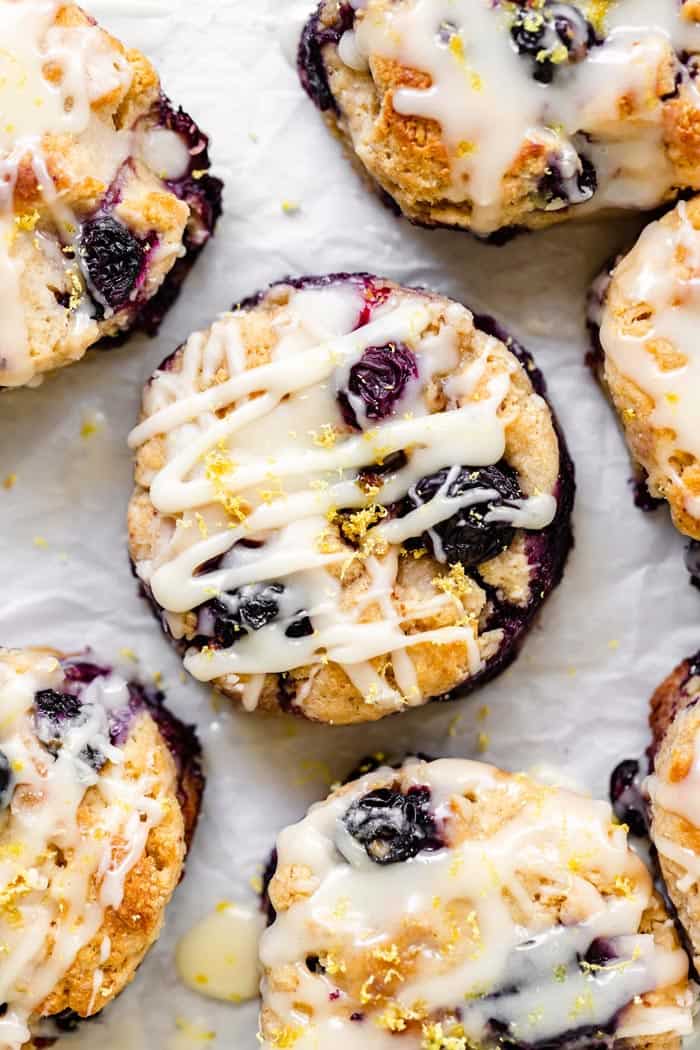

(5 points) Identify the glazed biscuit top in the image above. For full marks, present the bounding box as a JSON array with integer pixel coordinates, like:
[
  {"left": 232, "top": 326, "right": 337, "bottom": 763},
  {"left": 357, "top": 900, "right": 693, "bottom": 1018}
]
[
  {"left": 0, "top": 0, "right": 191, "bottom": 388},
  {"left": 260, "top": 758, "right": 692, "bottom": 1050},
  {"left": 0, "top": 650, "right": 169, "bottom": 1049},
  {"left": 599, "top": 199, "right": 700, "bottom": 534},
  {"left": 129, "top": 276, "right": 560, "bottom": 717},
  {"left": 332, "top": 0, "right": 700, "bottom": 234}
]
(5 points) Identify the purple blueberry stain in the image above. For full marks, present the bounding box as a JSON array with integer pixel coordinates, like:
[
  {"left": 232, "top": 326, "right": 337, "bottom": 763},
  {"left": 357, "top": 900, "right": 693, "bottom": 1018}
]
[
  {"left": 539, "top": 152, "right": 597, "bottom": 209},
  {"left": 338, "top": 343, "right": 419, "bottom": 428},
  {"left": 405, "top": 464, "right": 522, "bottom": 568},
  {"left": 298, "top": 2, "right": 356, "bottom": 112},
  {"left": 342, "top": 785, "right": 443, "bottom": 864}
]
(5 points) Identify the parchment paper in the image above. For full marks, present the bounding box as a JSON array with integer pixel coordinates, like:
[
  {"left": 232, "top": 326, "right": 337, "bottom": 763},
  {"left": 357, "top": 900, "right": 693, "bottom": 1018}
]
[{"left": 1, "top": 2, "right": 699, "bottom": 1046}]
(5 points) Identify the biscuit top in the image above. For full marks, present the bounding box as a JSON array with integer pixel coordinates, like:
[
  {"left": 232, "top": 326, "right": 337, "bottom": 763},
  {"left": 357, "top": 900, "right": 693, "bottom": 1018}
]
[
  {"left": 260, "top": 758, "right": 692, "bottom": 1050},
  {"left": 339, "top": 0, "right": 700, "bottom": 235},
  {"left": 0, "top": 1, "right": 189, "bottom": 388},
  {"left": 129, "top": 277, "right": 559, "bottom": 716},
  {"left": 599, "top": 200, "right": 700, "bottom": 526},
  {"left": 0, "top": 649, "right": 168, "bottom": 1049}
]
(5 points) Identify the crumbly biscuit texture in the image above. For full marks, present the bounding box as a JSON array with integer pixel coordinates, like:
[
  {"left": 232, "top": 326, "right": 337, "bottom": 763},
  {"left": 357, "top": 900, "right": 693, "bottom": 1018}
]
[
  {"left": 260, "top": 757, "right": 693, "bottom": 1050},
  {"left": 128, "top": 274, "right": 573, "bottom": 725},
  {"left": 300, "top": 0, "right": 700, "bottom": 236},
  {"left": 596, "top": 196, "right": 700, "bottom": 539},
  {"left": 0, "top": 648, "right": 202, "bottom": 1049},
  {"left": 0, "top": 1, "right": 221, "bottom": 389},
  {"left": 647, "top": 652, "right": 700, "bottom": 971}
]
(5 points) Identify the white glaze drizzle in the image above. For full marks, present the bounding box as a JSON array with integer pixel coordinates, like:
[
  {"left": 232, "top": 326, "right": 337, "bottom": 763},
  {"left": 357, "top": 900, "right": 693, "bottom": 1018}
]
[
  {"left": 0, "top": 0, "right": 136, "bottom": 387},
  {"left": 260, "top": 758, "right": 692, "bottom": 1050},
  {"left": 599, "top": 200, "right": 700, "bottom": 519},
  {"left": 0, "top": 650, "right": 166, "bottom": 1049},
  {"left": 342, "top": 0, "right": 700, "bottom": 234},
  {"left": 129, "top": 282, "right": 557, "bottom": 715}
]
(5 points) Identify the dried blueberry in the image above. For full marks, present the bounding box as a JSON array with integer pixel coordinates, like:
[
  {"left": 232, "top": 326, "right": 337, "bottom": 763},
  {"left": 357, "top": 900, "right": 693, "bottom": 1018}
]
[
  {"left": 343, "top": 785, "right": 441, "bottom": 864},
  {"left": 79, "top": 216, "right": 145, "bottom": 311},
  {"left": 338, "top": 343, "right": 418, "bottom": 428},
  {"left": 0, "top": 750, "right": 13, "bottom": 808},
  {"left": 407, "top": 464, "right": 522, "bottom": 567},
  {"left": 609, "top": 759, "right": 647, "bottom": 837}
]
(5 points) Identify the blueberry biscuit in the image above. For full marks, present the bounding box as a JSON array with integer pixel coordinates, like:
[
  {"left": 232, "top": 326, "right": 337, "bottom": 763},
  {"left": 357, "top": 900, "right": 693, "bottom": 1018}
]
[
  {"left": 0, "top": 1, "right": 222, "bottom": 390},
  {"left": 590, "top": 197, "right": 700, "bottom": 542},
  {"left": 0, "top": 647, "right": 203, "bottom": 1049},
  {"left": 260, "top": 756, "right": 693, "bottom": 1049},
  {"left": 299, "top": 1, "right": 700, "bottom": 239},
  {"left": 128, "top": 274, "right": 574, "bottom": 725},
  {"left": 643, "top": 652, "right": 700, "bottom": 973}
]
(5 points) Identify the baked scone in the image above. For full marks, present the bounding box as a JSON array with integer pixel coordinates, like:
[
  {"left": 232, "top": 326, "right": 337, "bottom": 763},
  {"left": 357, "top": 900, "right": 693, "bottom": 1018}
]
[
  {"left": 128, "top": 273, "right": 574, "bottom": 725},
  {"left": 590, "top": 196, "right": 700, "bottom": 542},
  {"left": 0, "top": 1, "right": 222, "bottom": 390},
  {"left": 644, "top": 651, "right": 700, "bottom": 974},
  {"left": 0, "top": 647, "right": 204, "bottom": 1049},
  {"left": 299, "top": 0, "right": 700, "bottom": 239},
  {"left": 259, "top": 756, "right": 693, "bottom": 1050}
]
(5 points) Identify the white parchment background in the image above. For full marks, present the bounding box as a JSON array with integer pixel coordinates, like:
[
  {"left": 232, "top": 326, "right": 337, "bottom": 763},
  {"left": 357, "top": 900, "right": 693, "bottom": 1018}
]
[{"left": 1, "top": 1, "right": 699, "bottom": 1046}]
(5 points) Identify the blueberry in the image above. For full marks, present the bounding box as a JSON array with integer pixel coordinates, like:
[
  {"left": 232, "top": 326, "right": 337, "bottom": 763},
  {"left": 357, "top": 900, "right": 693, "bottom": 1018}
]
[
  {"left": 609, "top": 759, "right": 647, "bottom": 837},
  {"left": 406, "top": 464, "right": 522, "bottom": 567},
  {"left": 34, "top": 690, "right": 84, "bottom": 752},
  {"left": 338, "top": 343, "right": 418, "bottom": 429},
  {"left": 79, "top": 216, "right": 144, "bottom": 311},
  {"left": 511, "top": 3, "right": 594, "bottom": 83},
  {"left": 285, "top": 616, "right": 314, "bottom": 639},
  {"left": 583, "top": 938, "right": 617, "bottom": 969},
  {"left": 0, "top": 750, "right": 13, "bottom": 808},
  {"left": 208, "top": 583, "right": 285, "bottom": 649},
  {"left": 34, "top": 690, "right": 83, "bottom": 723},
  {"left": 540, "top": 153, "right": 597, "bottom": 208},
  {"left": 343, "top": 785, "right": 441, "bottom": 864},
  {"left": 238, "top": 583, "right": 284, "bottom": 630}
]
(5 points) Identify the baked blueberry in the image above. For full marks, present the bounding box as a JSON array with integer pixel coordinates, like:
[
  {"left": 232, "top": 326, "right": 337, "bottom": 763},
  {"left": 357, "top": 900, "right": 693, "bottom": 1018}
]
[
  {"left": 79, "top": 217, "right": 145, "bottom": 313},
  {"left": 338, "top": 342, "right": 418, "bottom": 427},
  {"left": 610, "top": 758, "right": 647, "bottom": 837},
  {"left": 260, "top": 757, "right": 690, "bottom": 1049},
  {"left": 129, "top": 275, "right": 574, "bottom": 724},
  {"left": 342, "top": 785, "right": 440, "bottom": 864},
  {"left": 407, "top": 464, "right": 522, "bottom": 567}
]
